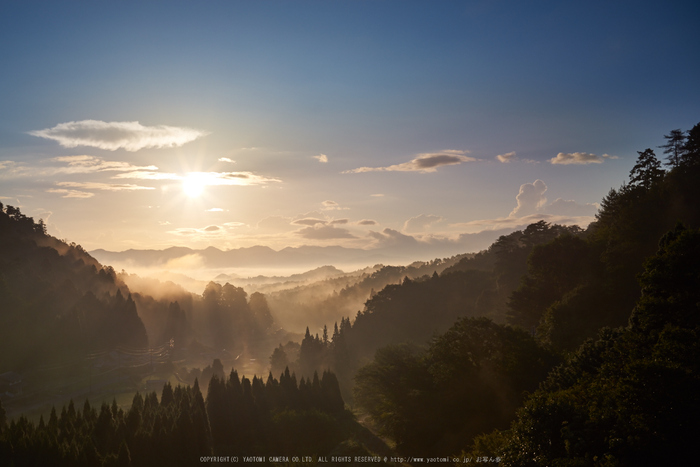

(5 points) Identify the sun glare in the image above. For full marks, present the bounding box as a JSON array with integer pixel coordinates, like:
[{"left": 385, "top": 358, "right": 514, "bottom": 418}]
[{"left": 182, "top": 172, "right": 207, "bottom": 198}]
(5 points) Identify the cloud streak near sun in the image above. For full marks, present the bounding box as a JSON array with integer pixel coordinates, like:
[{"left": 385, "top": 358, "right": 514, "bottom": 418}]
[
  {"left": 344, "top": 150, "right": 474, "bottom": 173},
  {"left": 29, "top": 120, "right": 208, "bottom": 151}
]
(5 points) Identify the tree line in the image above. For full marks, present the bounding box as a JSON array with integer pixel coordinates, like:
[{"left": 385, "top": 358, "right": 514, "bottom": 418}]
[{"left": 0, "top": 365, "right": 365, "bottom": 466}]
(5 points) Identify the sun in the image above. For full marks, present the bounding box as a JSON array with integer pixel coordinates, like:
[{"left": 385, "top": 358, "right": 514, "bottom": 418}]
[{"left": 182, "top": 172, "right": 207, "bottom": 198}]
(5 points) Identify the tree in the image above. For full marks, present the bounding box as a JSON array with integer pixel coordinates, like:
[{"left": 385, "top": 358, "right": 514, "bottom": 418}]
[
  {"left": 502, "top": 226, "right": 700, "bottom": 466},
  {"left": 682, "top": 122, "right": 700, "bottom": 166},
  {"left": 659, "top": 128, "right": 687, "bottom": 167},
  {"left": 629, "top": 148, "right": 664, "bottom": 189}
]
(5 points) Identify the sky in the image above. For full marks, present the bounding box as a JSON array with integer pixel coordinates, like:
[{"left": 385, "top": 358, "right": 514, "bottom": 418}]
[{"left": 1, "top": 0, "right": 699, "bottom": 262}]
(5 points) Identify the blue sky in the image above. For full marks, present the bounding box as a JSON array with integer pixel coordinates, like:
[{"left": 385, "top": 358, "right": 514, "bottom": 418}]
[{"left": 1, "top": 1, "right": 699, "bottom": 260}]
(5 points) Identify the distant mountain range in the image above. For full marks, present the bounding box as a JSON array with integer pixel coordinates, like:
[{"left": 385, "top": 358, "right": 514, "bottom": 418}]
[
  {"left": 90, "top": 229, "right": 518, "bottom": 272},
  {"left": 90, "top": 244, "right": 405, "bottom": 270}
]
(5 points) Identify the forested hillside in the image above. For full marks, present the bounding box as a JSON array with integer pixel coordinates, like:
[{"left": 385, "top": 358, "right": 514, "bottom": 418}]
[
  {"left": 282, "top": 123, "right": 700, "bottom": 461},
  {"left": 274, "top": 221, "right": 583, "bottom": 400},
  {"left": 0, "top": 204, "right": 147, "bottom": 369}
]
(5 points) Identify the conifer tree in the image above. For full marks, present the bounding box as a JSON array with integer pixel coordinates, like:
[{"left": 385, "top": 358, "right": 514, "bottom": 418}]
[{"left": 660, "top": 128, "right": 687, "bottom": 167}]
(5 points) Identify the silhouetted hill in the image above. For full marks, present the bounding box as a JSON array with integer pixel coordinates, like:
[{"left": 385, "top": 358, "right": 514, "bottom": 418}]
[{"left": 0, "top": 203, "right": 148, "bottom": 371}]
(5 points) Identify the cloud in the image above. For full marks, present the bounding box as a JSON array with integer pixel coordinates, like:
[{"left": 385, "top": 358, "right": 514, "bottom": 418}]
[
  {"left": 200, "top": 171, "right": 281, "bottom": 186},
  {"left": 218, "top": 157, "right": 235, "bottom": 163},
  {"left": 51, "top": 155, "right": 158, "bottom": 174},
  {"left": 344, "top": 150, "right": 475, "bottom": 173},
  {"left": 112, "top": 171, "right": 180, "bottom": 180},
  {"left": 29, "top": 120, "right": 208, "bottom": 151},
  {"left": 403, "top": 214, "right": 444, "bottom": 233},
  {"left": 56, "top": 181, "right": 155, "bottom": 191},
  {"left": 330, "top": 219, "right": 349, "bottom": 225},
  {"left": 0, "top": 160, "right": 32, "bottom": 178},
  {"left": 114, "top": 170, "right": 280, "bottom": 186},
  {"left": 545, "top": 198, "right": 599, "bottom": 216},
  {"left": 549, "top": 152, "right": 618, "bottom": 165},
  {"left": 368, "top": 228, "right": 420, "bottom": 249},
  {"left": 371, "top": 193, "right": 384, "bottom": 197},
  {"left": 496, "top": 151, "right": 516, "bottom": 163},
  {"left": 357, "top": 219, "right": 377, "bottom": 226},
  {"left": 292, "top": 218, "right": 327, "bottom": 226},
  {"left": 46, "top": 188, "right": 94, "bottom": 198},
  {"left": 321, "top": 200, "right": 349, "bottom": 211},
  {"left": 510, "top": 180, "right": 547, "bottom": 217},
  {"left": 2, "top": 156, "right": 163, "bottom": 180},
  {"left": 206, "top": 208, "right": 224, "bottom": 212},
  {"left": 313, "top": 154, "right": 328, "bottom": 163},
  {"left": 296, "top": 224, "right": 357, "bottom": 240},
  {"left": 223, "top": 222, "right": 245, "bottom": 228},
  {"left": 167, "top": 225, "right": 226, "bottom": 238}
]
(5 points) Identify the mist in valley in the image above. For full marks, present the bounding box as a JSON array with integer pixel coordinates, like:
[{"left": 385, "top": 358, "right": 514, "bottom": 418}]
[{"left": 2, "top": 1, "right": 699, "bottom": 464}]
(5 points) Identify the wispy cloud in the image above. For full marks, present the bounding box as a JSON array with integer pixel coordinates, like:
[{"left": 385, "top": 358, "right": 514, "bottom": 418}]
[
  {"left": 168, "top": 225, "right": 227, "bottom": 237},
  {"left": 55, "top": 181, "right": 155, "bottom": 191},
  {"left": 0, "top": 160, "right": 31, "bottom": 178},
  {"left": 496, "top": 151, "right": 516, "bottom": 163},
  {"left": 52, "top": 155, "right": 158, "bottom": 174},
  {"left": 206, "top": 208, "right": 224, "bottom": 212},
  {"left": 344, "top": 150, "right": 475, "bottom": 173},
  {"left": 46, "top": 188, "right": 94, "bottom": 198},
  {"left": 549, "top": 152, "right": 617, "bottom": 165},
  {"left": 2, "top": 156, "right": 158, "bottom": 179},
  {"left": 113, "top": 171, "right": 180, "bottom": 180},
  {"left": 29, "top": 120, "right": 208, "bottom": 151},
  {"left": 357, "top": 219, "right": 377, "bottom": 226},
  {"left": 321, "top": 200, "right": 348, "bottom": 210},
  {"left": 313, "top": 154, "right": 328, "bottom": 163},
  {"left": 218, "top": 157, "right": 235, "bottom": 163},
  {"left": 115, "top": 170, "right": 280, "bottom": 186}
]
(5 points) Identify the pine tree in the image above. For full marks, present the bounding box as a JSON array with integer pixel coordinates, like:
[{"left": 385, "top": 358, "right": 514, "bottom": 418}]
[
  {"left": 629, "top": 149, "right": 664, "bottom": 189},
  {"left": 659, "top": 128, "right": 687, "bottom": 167}
]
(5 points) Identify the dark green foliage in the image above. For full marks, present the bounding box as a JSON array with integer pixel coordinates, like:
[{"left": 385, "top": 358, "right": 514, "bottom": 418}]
[
  {"left": 501, "top": 226, "right": 700, "bottom": 466},
  {"left": 509, "top": 127, "right": 700, "bottom": 350},
  {"left": 0, "top": 364, "right": 356, "bottom": 464},
  {"left": 508, "top": 234, "right": 591, "bottom": 330},
  {"left": 629, "top": 148, "right": 664, "bottom": 188},
  {"left": 354, "top": 318, "right": 559, "bottom": 455}
]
